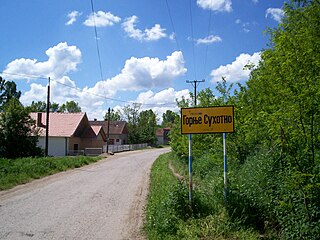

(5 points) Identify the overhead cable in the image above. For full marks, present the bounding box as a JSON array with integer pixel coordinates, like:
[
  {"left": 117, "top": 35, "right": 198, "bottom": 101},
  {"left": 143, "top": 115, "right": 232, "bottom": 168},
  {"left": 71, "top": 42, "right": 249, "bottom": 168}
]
[
  {"left": 165, "top": 0, "right": 181, "bottom": 51},
  {"left": 189, "top": 0, "right": 197, "bottom": 80},
  {"left": 90, "top": 0, "right": 104, "bottom": 82},
  {"left": 203, "top": 0, "right": 213, "bottom": 80},
  {"left": 0, "top": 71, "right": 177, "bottom": 107}
]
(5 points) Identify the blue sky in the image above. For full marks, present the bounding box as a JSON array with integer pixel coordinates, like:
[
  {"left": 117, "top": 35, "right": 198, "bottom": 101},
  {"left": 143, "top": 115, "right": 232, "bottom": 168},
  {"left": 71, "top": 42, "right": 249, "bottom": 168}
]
[{"left": 0, "top": 0, "right": 286, "bottom": 120}]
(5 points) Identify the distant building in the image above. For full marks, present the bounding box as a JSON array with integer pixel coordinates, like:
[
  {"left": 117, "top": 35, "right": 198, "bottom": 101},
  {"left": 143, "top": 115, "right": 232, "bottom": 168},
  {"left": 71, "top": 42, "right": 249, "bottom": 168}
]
[
  {"left": 156, "top": 128, "right": 170, "bottom": 145},
  {"left": 89, "top": 120, "right": 129, "bottom": 145},
  {"left": 30, "top": 112, "right": 106, "bottom": 156}
]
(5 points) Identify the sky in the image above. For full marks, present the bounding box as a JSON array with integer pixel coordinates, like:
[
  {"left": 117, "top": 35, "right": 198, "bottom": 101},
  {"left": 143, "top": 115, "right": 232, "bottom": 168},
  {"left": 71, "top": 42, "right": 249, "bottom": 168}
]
[{"left": 0, "top": 0, "right": 286, "bottom": 121}]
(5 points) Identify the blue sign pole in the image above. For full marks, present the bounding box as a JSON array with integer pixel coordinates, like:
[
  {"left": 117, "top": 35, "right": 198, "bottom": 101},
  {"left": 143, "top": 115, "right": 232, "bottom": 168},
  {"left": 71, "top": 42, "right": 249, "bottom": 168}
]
[
  {"left": 223, "top": 132, "right": 228, "bottom": 203},
  {"left": 188, "top": 134, "right": 193, "bottom": 203}
]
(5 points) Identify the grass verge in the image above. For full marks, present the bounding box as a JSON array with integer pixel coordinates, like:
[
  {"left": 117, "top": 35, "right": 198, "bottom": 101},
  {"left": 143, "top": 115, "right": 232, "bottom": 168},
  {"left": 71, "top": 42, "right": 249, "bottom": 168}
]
[
  {"left": 144, "top": 152, "right": 264, "bottom": 240},
  {"left": 0, "top": 155, "right": 102, "bottom": 190}
]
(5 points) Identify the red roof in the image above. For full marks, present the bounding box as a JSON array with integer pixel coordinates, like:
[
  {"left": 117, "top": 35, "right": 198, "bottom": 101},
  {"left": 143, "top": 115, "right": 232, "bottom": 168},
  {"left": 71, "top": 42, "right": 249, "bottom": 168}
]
[
  {"left": 156, "top": 128, "right": 171, "bottom": 137},
  {"left": 91, "top": 125, "right": 103, "bottom": 135},
  {"left": 30, "top": 112, "right": 87, "bottom": 137},
  {"left": 89, "top": 120, "right": 128, "bottom": 135}
]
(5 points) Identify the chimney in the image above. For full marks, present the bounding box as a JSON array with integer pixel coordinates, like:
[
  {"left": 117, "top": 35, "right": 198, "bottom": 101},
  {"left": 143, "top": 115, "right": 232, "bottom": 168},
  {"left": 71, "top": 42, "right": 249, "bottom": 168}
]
[
  {"left": 94, "top": 118, "right": 97, "bottom": 121},
  {"left": 37, "top": 112, "right": 42, "bottom": 127}
]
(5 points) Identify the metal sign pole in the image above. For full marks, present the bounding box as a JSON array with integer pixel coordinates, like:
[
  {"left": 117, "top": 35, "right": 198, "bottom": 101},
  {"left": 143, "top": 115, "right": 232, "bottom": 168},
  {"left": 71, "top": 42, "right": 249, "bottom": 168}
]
[
  {"left": 223, "top": 132, "right": 228, "bottom": 203},
  {"left": 188, "top": 134, "right": 193, "bottom": 203}
]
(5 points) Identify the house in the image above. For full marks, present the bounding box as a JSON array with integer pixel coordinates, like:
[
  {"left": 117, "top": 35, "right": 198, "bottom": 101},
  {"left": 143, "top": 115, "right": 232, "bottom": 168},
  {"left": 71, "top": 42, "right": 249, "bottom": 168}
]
[
  {"left": 89, "top": 120, "right": 128, "bottom": 145},
  {"left": 30, "top": 112, "right": 106, "bottom": 156},
  {"left": 156, "top": 128, "right": 171, "bottom": 145}
]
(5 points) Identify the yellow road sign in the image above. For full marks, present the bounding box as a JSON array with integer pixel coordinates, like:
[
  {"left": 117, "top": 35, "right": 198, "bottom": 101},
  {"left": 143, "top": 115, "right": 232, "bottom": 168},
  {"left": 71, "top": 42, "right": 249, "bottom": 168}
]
[{"left": 181, "top": 106, "right": 234, "bottom": 134}]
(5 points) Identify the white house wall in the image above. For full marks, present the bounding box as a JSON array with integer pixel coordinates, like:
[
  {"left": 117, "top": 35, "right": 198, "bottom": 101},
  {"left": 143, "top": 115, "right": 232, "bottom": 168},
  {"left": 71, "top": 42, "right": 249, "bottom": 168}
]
[{"left": 37, "top": 137, "right": 67, "bottom": 156}]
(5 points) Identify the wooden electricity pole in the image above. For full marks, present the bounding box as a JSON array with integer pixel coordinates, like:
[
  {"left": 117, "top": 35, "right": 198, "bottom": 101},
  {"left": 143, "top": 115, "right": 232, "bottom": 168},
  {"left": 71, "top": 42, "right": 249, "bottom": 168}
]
[{"left": 186, "top": 79, "right": 205, "bottom": 203}]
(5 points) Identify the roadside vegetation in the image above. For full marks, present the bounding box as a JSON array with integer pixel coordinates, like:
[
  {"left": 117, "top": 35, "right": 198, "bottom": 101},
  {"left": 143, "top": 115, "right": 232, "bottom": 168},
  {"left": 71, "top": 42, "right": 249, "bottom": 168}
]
[
  {"left": 0, "top": 156, "right": 101, "bottom": 190},
  {"left": 145, "top": 152, "right": 262, "bottom": 239},
  {"left": 146, "top": 1, "right": 320, "bottom": 239}
]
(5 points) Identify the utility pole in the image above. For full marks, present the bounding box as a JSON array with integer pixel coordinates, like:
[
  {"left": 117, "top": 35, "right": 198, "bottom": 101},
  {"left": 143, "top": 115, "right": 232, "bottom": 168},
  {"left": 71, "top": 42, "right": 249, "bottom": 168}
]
[
  {"left": 45, "top": 77, "right": 50, "bottom": 157},
  {"left": 186, "top": 79, "right": 205, "bottom": 203},
  {"left": 107, "top": 107, "right": 110, "bottom": 154},
  {"left": 186, "top": 79, "right": 205, "bottom": 106}
]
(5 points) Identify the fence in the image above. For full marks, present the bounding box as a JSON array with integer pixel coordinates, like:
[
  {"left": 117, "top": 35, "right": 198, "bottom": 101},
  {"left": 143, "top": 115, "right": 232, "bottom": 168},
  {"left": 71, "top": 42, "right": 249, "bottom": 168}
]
[
  {"left": 103, "top": 143, "right": 148, "bottom": 153},
  {"left": 84, "top": 148, "right": 103, "bottom": 156},
  {"left": 68, "top": 150, "right": 85, "bottom": 156},
  {"left": 68, "top": 144, "right": 148, "bottom": 156}
]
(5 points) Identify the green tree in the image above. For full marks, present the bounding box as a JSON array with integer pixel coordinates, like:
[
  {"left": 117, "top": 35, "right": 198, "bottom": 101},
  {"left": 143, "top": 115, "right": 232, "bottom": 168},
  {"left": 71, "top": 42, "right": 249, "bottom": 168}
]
[
  {"left": 227, "top": 1, "right": 320, "bottom": 238},
  {"left": 59, "top": 101, "right": 81, "bottom": 113},
  {"left": 25, "top": 101, "right": 61, "bottom": 113},
  {"left": 50, "top": 102, "right": 60, "bottom": 112},
  {"left": 138, "top": 109, "right": 157, "bottom": 145},
  {"left": 26, "top": 101, "right": 47, "bottom": 112},
  {"left": 162, "top": 110, "right": 178, "bottom": 128},
  {"left": 123, "top": 103, "right": 141, "bottom": 144},
  {"left": 0, "top": 77, "right": 21, "bottom": 110},
  {"left": 104, "top": 109, "right": 121, "bottom": 121},
  {"left": 0, "top": 98, "right": 42, "bottom": 158}
]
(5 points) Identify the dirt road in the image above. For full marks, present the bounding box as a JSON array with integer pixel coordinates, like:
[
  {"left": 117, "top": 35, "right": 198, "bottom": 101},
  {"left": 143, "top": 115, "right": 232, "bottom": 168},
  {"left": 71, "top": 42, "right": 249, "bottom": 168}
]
[{"left": 0, "top": 148, "right": 170, "bottom": 240}]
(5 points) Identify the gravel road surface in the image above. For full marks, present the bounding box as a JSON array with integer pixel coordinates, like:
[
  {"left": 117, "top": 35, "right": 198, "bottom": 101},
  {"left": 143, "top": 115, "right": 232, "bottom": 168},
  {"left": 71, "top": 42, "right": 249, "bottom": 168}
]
[{"left": 0, "top": 148, "right": 170, "bottom": 240}]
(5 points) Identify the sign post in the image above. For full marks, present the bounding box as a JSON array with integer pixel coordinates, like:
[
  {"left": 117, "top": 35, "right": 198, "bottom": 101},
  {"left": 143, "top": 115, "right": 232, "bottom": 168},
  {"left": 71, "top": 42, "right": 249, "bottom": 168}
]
[
  {"left": 188, "top": 134, "right": 193, "bottom": 203},
  {"left": 181, "top": 106, "right": 234, "bottom": 203},
  {"left": 223, "top": 132, "right": 227, "bottom": 203}
]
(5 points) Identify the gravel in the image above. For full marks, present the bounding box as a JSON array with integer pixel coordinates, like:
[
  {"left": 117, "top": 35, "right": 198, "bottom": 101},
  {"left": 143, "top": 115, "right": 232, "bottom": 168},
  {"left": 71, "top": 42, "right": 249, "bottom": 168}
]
[{"left": 0, "top": 148, "right": 170, "bottom": 240}]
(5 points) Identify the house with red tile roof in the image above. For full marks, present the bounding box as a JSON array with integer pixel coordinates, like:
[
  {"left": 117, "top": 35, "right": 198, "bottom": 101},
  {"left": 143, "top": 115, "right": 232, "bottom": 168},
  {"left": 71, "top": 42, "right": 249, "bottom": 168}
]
[
  {"left": 30, "top": 112, "right": 106, "bottom": 156},
  {"left": 156, "top": 128, "right": 171, "bottom": 145},
  {"left": 89, "top": 120, "right": 128, "bottom": 145}
]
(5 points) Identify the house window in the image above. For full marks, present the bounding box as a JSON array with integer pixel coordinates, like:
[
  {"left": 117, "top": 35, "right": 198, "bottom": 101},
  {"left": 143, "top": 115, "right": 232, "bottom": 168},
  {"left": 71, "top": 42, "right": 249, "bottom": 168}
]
[
  {"left": 74, "top": 144, "right": 79, "bottom": 151},
  {"left": 116, "top": 139, "right": 120, "bottom": 142}
]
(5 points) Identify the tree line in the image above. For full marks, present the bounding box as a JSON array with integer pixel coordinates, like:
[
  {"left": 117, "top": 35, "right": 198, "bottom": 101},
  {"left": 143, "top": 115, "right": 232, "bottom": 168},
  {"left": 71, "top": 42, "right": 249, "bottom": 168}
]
[
  {"left": 104, "top": 103, "right": 178, "bottom": 145},
  {"left": 0, "top": 75, "right": 178, "bottom": 158},
  {"left": 170, "top": 1, "right": 320, "bottom": 238}
]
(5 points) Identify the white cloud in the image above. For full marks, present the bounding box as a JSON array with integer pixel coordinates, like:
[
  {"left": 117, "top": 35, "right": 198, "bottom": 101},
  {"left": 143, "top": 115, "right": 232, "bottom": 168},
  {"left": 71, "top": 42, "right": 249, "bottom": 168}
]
[
  {"left": 265, "top": 8, "right": 284, "bottom": 22},
  {"left": 122, "top": 16, "right": 167, "bottom": 41},
  {"left": 20, "top": 76, "right": 78, "bottom": 104},
  {"left": 84, "top": 11, "right": 121, "bottom": 27},
  {"left": 4, "top": 42, "right": 81, "bottom": 79},
  {"left": 235, "top": 19, "right": 251, "bottom": 33},
  {"left": 196, "top": 35, "right": 222, "bottom": 45},
  {"left": 19, "top": 76, "right": 108, "bottom": 120},
  {"left": 197, "top": 0, "right": 232, "bottom": 12},
  {"left": 211, "top": 52, "right": 261, "bottom": 82},
  {"left": 5, "top": 42, "right": 186, "bottom": 120},
  {"left": 66, "top": 11, "right": 81, "bottom": 25},
  {"left": 81, "top": 52, "right": 187, "bottom": 118},
  {"left": 252, "top": 0, "right": 258, "bottom": 4},
  {"left": 88, "top": 51, "right": 186, "bottom": 94},
  {"left": 136, "top": 88, "right": 189, "bottom": 107},
  {"left": 133, "top": 88, "right": 191, "bottom": 121},
  {"left": 113, "top": 88, "right": 190, "bottom": 124}
]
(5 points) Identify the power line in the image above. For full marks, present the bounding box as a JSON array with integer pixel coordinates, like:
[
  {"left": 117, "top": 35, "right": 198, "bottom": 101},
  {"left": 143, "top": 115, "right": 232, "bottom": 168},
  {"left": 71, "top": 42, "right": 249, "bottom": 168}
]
[
  {"left": 189, "top": 0, "right": 197, "bottom": 80},
  {"left": 165, "top": 0, "right": 181, "bottom": 51},
  {"left": 90, "top": 0, "right": 104, "bottom": 82},
  {"left": 51, "top": 79, "right": 176, "bottom": 107},
  {"left": 1, "top": 71, "right": 177, "bottom": 107},
  {"left": 203, "top": 0, "right": 213, "bottom": 80},
  {"left": 0, "top": 71, "right": 48, "bottom": 80}
]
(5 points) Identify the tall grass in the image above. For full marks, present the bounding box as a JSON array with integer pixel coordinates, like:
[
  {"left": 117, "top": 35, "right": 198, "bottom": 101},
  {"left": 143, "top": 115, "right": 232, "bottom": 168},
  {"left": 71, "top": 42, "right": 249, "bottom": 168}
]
[
  {"left": 0, "top": 156, "right": 101, "bottom": 190},
  {"left": 145, "top": 152, "right": 261, "bottom": 239}
]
